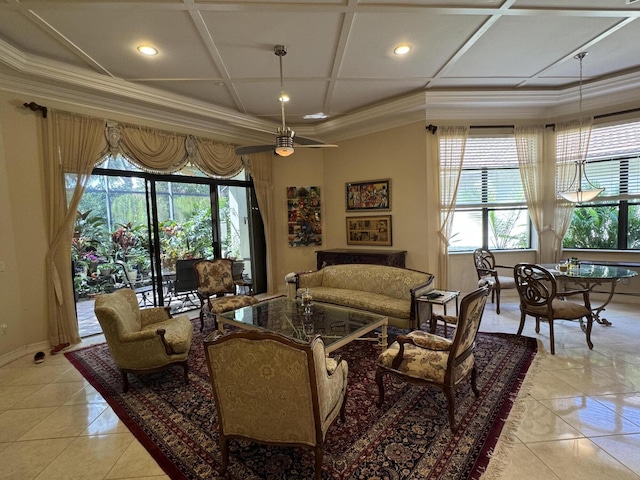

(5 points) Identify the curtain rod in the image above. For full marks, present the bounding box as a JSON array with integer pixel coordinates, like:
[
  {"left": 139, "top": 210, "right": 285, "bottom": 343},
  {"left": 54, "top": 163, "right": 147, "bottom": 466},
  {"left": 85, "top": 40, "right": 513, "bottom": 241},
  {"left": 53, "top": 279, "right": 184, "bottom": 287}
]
[
  {"left": 23, "top": 101, "right": 48, "bottom": 118},
  {"left": 426, "top": 107, "right": 640, "bottom": 135}
]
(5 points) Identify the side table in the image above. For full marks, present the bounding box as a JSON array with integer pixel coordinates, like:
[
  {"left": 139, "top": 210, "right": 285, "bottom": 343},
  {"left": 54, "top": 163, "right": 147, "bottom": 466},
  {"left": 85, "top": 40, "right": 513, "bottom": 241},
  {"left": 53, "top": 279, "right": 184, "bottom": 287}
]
[{"left": 416, "top": 290, "right": 460, "bottom": 333}]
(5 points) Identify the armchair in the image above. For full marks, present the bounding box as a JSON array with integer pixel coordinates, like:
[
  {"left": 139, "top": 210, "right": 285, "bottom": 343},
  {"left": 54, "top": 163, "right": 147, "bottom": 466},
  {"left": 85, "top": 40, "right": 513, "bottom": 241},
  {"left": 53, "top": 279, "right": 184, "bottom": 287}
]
[
  {"left": 204, "top": 330, "right": 348, "bottom": 479},
  {"left": 193, "top": 258, "right": 259, "bottom": 331},
  {"left": 473, "top": 248, "right": 516, "bottom": 314},
  {"left": 376, "top": 287, "right": 489, "bottom": 432},
  {"left": 94, "top": 288, "right": 193, "bottom": 392},
  {"left": 514, "top": 263, "right": 594, "bottom": 355}
]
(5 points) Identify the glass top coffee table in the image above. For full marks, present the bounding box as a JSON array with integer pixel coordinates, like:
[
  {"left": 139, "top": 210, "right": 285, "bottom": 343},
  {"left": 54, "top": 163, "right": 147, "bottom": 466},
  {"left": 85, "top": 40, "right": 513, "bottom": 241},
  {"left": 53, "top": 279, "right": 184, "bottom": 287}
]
[{"left": 215, "top": 297, "right": 388, "bottom": 353}]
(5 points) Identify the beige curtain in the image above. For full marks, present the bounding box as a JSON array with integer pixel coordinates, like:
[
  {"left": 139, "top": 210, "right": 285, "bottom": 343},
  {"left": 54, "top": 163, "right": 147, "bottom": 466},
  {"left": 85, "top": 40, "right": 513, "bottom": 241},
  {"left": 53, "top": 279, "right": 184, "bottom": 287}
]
[
  {"left": 43, "top": 111, "right": 108, "bottom": 348},
  {"left": 437, "top": 126, "right": 468, "bottom": 289},
  {"left": 248, "top": 153, "right": 277, "bottom": 293},
  {"left": 553, "top": 118, "right": 593, "bottom": 261},
  {"left": 118, "top": 124, "right": 189, "bottom": 173},
  {"left": 195, "top": 137, "right": 243, "bottom": 177},
  {"left": 514, "top": 125, "right": 546, "bottom": 262}
]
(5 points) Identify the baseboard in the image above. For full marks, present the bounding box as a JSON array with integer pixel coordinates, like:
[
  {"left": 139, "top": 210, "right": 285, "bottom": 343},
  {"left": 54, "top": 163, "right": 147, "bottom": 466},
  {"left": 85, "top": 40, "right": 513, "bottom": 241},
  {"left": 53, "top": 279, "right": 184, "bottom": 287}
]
[{"left": 0, "top": 340, "right": 50, "bottom": 367}]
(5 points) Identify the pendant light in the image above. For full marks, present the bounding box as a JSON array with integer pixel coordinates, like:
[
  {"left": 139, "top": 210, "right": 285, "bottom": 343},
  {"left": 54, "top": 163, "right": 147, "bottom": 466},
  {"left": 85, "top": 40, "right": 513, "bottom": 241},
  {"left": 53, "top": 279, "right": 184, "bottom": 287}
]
[{"left": 558, "top": 52, "right": 604, "bottom": 204}]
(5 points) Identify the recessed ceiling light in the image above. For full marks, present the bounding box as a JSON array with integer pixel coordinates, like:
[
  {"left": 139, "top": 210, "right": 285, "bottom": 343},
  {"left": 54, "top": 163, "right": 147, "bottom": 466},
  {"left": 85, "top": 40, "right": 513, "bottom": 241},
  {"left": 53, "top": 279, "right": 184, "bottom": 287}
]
[
  {"left": 303, "top": 112, "right": 328, "bottom": 120},
  {"left": 137, "top": 45, "right": 158, "bottom": 56},
  {"left": 394, "top": 44, "right": 412, "bottom": 55}
]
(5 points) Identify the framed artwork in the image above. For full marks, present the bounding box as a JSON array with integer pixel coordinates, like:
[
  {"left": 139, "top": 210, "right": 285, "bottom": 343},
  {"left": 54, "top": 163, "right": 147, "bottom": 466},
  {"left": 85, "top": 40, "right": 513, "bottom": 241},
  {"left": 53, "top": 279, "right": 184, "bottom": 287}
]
[
  {"left": 286, "top": 186, "right": 322, "bottom": 247},
  {"left": 345, "top": 179, "right": 390, "bottom": 211},
  {"left": 346, "top": 215, "right": 392, "bottom": 246}
]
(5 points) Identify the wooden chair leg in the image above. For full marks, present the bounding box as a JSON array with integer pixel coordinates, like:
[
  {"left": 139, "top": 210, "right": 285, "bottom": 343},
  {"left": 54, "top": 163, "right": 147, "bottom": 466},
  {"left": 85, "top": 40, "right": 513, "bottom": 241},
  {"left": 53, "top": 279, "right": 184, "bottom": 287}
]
[
  {"left": 314, "top": 445, "right": 323, "bottom": 480},
  {"left": 471, "top": 365, "right": 479, "bottom": 396},
  {"left": 548, "top": 318, "right": 555, "bottom": 355},
  {"left": 182, "top": 361, "right": 189, "bottom": 385},
  {"left": 121, "top": 370, "right": 130, "bottom": 393},
  {"left": 495, "top": 288, "right": 501, "bottom": 314},
  {"left": 219, "top": 434, "right": 229, "bottom": 474},
  {"left": 444, "top": 388, "right": 456, "bottom": 432}
]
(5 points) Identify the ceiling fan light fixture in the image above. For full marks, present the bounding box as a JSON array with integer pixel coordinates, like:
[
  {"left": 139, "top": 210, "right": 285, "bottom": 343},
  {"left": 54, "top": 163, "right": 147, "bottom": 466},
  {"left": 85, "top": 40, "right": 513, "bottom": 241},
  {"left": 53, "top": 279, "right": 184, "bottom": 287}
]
[
  {"left": 275, "top": 135, "right": 294, "bottom": 157},
  {"left": 279, "top": 93, "right": 290, "bottom": 102}
]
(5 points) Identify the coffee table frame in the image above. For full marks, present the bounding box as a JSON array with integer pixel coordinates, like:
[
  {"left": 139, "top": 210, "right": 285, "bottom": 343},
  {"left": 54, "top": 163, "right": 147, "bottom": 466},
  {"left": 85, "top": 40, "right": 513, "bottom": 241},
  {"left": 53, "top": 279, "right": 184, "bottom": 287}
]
[{"left": 216, "top": 297, "right": 388, "bottom": 354}]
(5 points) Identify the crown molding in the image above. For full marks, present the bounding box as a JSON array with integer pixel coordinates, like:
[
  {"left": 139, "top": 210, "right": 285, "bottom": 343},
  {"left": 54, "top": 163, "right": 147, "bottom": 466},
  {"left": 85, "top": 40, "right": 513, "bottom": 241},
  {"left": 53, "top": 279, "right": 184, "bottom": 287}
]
[{"left": 1, "top": 39, "right": 640, "bottom": 144}]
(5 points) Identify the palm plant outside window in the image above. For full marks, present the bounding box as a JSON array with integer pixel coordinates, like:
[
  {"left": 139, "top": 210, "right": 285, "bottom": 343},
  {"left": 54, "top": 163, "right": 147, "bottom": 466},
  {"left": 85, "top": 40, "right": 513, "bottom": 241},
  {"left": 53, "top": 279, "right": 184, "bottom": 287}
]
[{"left": 563, "top": 120, "right": 640, "bottom": 250}]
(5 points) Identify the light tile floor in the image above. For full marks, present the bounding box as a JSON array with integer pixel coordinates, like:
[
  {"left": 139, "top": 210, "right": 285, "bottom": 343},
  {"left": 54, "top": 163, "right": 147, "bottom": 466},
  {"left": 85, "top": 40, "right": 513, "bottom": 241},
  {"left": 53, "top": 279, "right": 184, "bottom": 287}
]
[{"left": 1, "top": 292, "right": 640, "bottom": 479}]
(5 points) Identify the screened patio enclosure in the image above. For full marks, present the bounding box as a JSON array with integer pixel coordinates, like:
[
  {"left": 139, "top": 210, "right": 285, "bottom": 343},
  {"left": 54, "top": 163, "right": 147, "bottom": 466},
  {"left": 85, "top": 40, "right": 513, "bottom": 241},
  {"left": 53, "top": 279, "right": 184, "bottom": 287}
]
[{"left": 69, "top": 155, "right": 266, "bottom": 337}]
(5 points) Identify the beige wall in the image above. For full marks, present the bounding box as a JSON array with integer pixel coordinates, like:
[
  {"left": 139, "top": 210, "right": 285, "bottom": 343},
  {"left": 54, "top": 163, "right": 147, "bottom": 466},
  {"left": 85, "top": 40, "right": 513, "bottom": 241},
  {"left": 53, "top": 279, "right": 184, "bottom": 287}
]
[
  {"left": 0, "top": 93, "right": 49, "bottom": 359},
  {"left": 1, "top": 89, "right": 639, "bottom": 362},
  {"left": 272, "top": 121, "right": 440, "bottom": 289}
]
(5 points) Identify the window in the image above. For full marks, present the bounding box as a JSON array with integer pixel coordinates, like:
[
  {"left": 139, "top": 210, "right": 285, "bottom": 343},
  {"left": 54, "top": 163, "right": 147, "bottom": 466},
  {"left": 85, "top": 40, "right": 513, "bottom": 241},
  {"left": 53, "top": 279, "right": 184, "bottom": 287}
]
[
  {"left": 563, "top": 120, "right": 640, "bottom": 250},
  {"left": 449, "top": 135, "right": 530, "bottom": 251}
]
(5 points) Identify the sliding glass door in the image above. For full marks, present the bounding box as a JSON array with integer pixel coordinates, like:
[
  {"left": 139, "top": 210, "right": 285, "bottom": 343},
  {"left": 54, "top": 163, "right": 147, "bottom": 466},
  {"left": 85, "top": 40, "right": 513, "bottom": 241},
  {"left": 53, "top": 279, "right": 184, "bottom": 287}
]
[{"left": 70, "top": 159, "right": 264, "bottom": 336}]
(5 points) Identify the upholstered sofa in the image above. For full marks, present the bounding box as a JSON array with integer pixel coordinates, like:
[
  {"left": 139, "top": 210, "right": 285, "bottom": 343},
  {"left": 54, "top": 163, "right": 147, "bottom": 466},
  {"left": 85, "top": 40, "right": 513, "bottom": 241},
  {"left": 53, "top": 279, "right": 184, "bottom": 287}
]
[{"left": 287, "top": 264, "right": 434, "bottom": 329}]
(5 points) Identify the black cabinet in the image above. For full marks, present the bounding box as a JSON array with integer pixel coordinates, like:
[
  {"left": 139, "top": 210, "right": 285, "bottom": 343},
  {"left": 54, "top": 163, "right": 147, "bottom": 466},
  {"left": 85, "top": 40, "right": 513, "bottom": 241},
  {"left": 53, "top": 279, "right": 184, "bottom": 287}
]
[{"left": 316, "top": 249, "right": 407, "bottom": 269}]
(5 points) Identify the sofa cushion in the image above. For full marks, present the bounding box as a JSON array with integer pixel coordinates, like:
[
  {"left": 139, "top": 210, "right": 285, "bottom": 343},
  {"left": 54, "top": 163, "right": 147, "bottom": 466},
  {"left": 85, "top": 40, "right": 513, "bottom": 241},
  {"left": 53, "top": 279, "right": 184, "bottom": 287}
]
[
  {"left": 304, "top": 286, "right": 411, "bottom": 320},
  {"left": 319, "top": 264, "right": 430, "bottom": 301}
]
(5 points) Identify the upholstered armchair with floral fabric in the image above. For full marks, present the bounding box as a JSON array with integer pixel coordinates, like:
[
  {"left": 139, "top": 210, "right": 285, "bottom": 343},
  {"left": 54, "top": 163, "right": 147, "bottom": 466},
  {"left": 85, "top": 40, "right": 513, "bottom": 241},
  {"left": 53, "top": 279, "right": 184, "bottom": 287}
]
[
  {"left": 204, "top": 330, "right": 348, "bottom": 480},
  {"left": 376, "top": 287, "right": 489, "bottom": 432},
  {"left": 194, "top": 258, "right": 259, "bottom": 331},
  {"left": 94, "top": 288, "right": 193, "bottom": 392}
]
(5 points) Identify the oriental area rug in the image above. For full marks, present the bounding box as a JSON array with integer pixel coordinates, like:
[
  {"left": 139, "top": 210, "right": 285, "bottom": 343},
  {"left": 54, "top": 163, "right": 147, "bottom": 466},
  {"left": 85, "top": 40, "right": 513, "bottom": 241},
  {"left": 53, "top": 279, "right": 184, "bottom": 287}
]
[{"left": 66, "top": 323, "right": 537, "bottom": 480}]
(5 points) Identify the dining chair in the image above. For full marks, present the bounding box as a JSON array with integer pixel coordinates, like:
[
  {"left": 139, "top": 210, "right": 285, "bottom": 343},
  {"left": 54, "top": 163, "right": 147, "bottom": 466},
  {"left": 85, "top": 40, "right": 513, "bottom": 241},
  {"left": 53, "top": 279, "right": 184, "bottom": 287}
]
[
  {"left": 193, "top": 258, "right": 259, "bottom": 331},
  {"left": 513, "top": 263, "right": 594, "bottom": 355},
  {"left": 204, "top": 329, "right": 348, "bottom": 479},
  {"left": 473, "top": 248, "right": 516, "bottom": 314},
  {"left": 375, "top": 287, "right": 490, "bottom": 432}
]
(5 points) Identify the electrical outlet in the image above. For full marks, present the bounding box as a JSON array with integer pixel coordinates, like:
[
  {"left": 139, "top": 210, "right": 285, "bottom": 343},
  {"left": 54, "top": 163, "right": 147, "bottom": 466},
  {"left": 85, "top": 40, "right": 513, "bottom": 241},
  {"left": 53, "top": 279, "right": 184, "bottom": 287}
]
[{"left": 1, "top": 324, "right": 7, "bottom": 335}]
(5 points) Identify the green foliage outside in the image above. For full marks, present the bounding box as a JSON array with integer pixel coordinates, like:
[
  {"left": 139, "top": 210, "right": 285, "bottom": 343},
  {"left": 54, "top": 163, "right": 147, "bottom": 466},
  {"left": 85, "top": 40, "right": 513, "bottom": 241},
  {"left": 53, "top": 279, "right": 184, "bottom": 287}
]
[{"left": 489, "top": 209, "right": 529, "bottom": 249}]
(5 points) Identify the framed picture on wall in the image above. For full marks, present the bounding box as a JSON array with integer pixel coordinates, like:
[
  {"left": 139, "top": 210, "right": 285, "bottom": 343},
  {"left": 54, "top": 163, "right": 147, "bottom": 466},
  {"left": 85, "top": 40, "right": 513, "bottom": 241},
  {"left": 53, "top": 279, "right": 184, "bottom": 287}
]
[
  {"left": 346, "top": 215, "right": 392, "bottom": 246},
  {"left": 345, "top": 179, "right": 390, "bottom": 211},
  {"left": 286, "top": 186, "right": 322, "bottom": 247}
]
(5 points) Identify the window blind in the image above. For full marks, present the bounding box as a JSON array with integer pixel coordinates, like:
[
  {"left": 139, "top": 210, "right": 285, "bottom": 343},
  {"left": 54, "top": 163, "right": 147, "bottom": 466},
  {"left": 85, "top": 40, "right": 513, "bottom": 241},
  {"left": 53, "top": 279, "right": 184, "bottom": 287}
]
[
  {"left": 583, "top": 121, "right": 640, "bottom": 199},
  {"left": 455, "top": 136, "right": 525, "bottom": 208}
]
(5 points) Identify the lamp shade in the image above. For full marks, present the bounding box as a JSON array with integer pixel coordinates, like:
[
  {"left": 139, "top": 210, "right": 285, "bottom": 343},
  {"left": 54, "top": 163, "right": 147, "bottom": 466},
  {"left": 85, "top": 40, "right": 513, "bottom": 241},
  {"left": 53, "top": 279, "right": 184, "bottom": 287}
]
[
  {"left": 275, "top": 146, "right": 294, "bottom": 157},
  {"left": 559, "top": 187, "right": 604, "bottom": 204}
]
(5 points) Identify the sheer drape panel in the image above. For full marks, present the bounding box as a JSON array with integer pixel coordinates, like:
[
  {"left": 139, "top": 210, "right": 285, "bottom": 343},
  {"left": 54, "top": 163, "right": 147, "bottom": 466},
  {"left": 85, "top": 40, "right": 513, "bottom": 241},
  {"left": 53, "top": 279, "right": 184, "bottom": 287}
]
[
  {"left": 437, "top": 126, "right": 468, "bottom": 289},
  {"left": 44, "top": 111, "right": 108, "bottom": 348},
  {"left": 249, "top": 153, "right": 276, "bottom": 293},
  {"left": 554, "top": 118, "right": 593, "bottom": 261},
  {"left": 195, "top": 138, "right": 243, "bottom": 177},
  {"left": 515, "top": 125, "right": 545, "bottom": 262},
  {"left": 119, "top": 124, "right": 188, "bottom": 173}
]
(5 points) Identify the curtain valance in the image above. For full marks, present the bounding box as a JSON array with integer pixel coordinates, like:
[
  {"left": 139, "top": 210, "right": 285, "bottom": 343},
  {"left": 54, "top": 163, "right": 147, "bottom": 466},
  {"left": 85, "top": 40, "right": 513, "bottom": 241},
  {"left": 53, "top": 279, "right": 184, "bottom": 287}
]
[{"left": 105, "top": 121, "right": 242, "bottom": 177}]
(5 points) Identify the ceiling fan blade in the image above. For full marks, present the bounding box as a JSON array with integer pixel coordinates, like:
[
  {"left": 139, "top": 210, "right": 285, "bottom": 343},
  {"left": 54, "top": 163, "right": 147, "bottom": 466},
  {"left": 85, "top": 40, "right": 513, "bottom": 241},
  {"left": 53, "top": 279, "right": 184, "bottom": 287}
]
[
  {"left": 293, "top": 135, "right": 327, "bottom": 146},
  {"left": 235, "top": 144, "right": 274, "bottom": 155},
  {"left": 297, "top": 144, "right": 338, "bottom": 148}
]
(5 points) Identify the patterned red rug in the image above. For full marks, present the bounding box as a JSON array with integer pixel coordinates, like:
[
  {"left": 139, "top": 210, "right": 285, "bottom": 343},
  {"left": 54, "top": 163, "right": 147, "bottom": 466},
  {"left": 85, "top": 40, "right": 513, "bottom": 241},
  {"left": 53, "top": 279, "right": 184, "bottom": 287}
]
[{"left": 66, "top": 323, "right": 537, "bottom": 479}]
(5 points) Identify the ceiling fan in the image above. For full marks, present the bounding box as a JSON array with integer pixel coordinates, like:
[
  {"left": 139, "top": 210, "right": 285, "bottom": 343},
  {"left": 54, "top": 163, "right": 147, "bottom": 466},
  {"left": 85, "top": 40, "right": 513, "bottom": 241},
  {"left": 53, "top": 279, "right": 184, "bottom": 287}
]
[{"left": 235, "top": 45, "right": 337, "bottom": 157}]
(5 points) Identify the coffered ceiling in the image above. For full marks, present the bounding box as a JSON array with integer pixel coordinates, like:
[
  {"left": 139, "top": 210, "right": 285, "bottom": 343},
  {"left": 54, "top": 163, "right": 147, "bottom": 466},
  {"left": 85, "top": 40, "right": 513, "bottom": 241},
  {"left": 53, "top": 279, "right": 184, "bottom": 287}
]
[{"left": 0, "top": 0, "right": 639, "bottom": 144}]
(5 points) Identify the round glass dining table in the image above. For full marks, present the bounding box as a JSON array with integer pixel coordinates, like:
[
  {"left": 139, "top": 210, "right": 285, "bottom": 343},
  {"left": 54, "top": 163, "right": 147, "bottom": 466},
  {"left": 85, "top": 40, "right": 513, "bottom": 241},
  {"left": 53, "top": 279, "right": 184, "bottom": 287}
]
[{"left": 541, "top": 263, "right": 638, "bottom": 326}]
